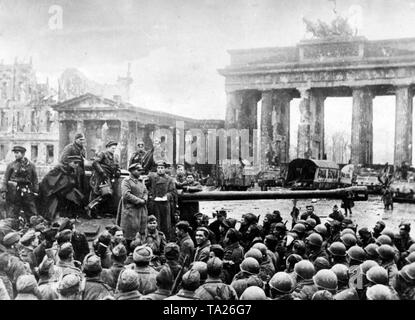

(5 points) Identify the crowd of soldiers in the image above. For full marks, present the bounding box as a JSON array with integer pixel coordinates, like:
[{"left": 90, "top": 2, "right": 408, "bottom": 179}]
[{"left": 0, "top": 134, "right": 415, "bottom": 300}]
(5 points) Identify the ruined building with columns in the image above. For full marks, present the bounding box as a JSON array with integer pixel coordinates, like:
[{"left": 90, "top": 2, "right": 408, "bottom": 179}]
[{"left": 219, "top": 36, "right": 415, "bottom": 170}]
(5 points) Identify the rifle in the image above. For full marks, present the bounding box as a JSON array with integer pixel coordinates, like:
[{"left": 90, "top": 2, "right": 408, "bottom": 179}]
[{"left": 170, "top": 255, "right": 190, "bottom": 295}]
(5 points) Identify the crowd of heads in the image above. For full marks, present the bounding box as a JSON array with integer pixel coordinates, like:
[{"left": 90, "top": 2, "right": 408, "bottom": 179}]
[{"left": 1, "top": 202, "right": 415, "bottom": 300}]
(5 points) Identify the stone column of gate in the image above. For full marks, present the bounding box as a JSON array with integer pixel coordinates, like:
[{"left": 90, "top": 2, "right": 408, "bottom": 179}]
[
  {"left": 297, "top": 88, "right": 312, "bottom": 159},
  {"left": 394, "top": 85, "right": 413, "bottom": 166},
  {"left": 225, "top": 91, "right": 242, "bottom": 129},
  {"left": 260, "top": 90, "right": 292, "bottom": 170},
  {"left": 351, "top": 86, "right": 373, "bottom": 165},
  {"left": 310, "top": 89, "right": 326, "bottom": 160},
  {"left": 58, "top": 120, "right": 69, "bottom": 155}
]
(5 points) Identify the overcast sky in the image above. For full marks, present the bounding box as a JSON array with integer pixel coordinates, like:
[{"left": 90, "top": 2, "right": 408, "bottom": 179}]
[{"left": 1, "top": 0, "right": 415, "bottom": 163}]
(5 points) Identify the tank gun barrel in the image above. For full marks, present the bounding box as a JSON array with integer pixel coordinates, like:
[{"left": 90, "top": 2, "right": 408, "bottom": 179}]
[{"left": 178, "top": 186, "right": 368, "bottom": 202}]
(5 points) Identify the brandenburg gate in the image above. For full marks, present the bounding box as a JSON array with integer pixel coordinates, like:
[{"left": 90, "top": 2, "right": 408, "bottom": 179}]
[{"left": 219, "top": 36, "right": 415, "bottom": 168}]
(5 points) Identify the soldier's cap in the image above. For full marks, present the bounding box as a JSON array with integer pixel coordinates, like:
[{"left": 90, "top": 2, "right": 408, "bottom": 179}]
[
  {"left": 29, "top": 215, "right": 45, "bottom": 227},
  {"left": 58, "top": 218, "right": 75, "bottom": 232},
  {"left": 210, "top": 244, "right": 224, "bottom": 256},
  {"left": 196, "top": 227, "right": 209, "bottom": 237},
  {"left": 164, "top": 242, "right": 180, "bottom": 260},
  {"left": 147, "top": 215, "right": 157, "bottom": 223},
  {"left": 137, "top": 140, "right": 145, "bottom": 146},
  {"left": 20, "top": 230, "right": 36, "bottom": 246},
  {"left": 2, "top": 231, "right": 20, "bottom": 247},
  {"left": 112, "top": 244, "right": 127, "bottom": 258},
  {"left": 175, "top": 220, "right": 191, "bottom": 232},
  {"left": 58, "top": 242, "right": 74, "bottom": 258},
  {"left": 306, "top": 205, "right": 314, "bottom": 210},
  {"left": 181, "top": 269, "right": 200, "bottom": 288},
  {"left": 399, "top": 222, "right": 411, "bottom": 232},
  {"left": 12, "top": 145, "right": 26, "bottom": 153},
  {"left": 117, "top": 269, "right": 139, "bottom": 292},
  {"left": 128, "top": 162, "right": 144, "bottom": 172},
  {"left": 156, "top": 265, "right": 174, "bottom": 287},
  {"left": 16, "top": 275, "right": 38, "bottom": 293},
  {"left": 74, "top": 133, "right": 85, "bottom": 140},
  {"left": 194, "top": 212, "right": 203, "bottom": 218},
  {"left": 216, "top": 209, "right": 227, "bottom": 217},
  {"left": 82, "top": 253, "right": 102, "bottom": 273},
  {"left": 105, "top": 140, "right": 118, "bottom": 148},
  {"left": 155, "top": 160, "right": 169, "bottom": 167},
  {"left": 66, "top": 155, "right": 83, "bottom": 163},
  {"left": 58, "top": 273, "right": 81, "bottom": 295},
  {"left": 133, "top": 245, "right": 153, "bottom": 263}
]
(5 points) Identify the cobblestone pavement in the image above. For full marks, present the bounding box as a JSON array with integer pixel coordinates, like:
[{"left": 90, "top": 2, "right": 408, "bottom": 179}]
[{"left": 76, "top": 195, "right": 415, "bottom": 239}]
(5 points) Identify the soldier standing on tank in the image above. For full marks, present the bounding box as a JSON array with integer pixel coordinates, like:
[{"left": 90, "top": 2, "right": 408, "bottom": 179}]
[
  {"left": 129, "top": 140, "right": 147, "bottom": 166},
  {"left": 1, "top": 146, "right": 39, "bottom": 222},
  {"left": 87, "top": 141, "right": 121, "bottom": 218}
]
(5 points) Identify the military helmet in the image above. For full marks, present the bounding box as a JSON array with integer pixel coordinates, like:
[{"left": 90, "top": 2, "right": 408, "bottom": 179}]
[
  {"left": 376, "top": 244, "right": 395, "bottom": 261},
  {"left": 347, "top": 245, "right": 366, "bottom": 263},
  {"left": 376, "top": 235, "right": 392, "bottom": 246},
  {"left": 313, "top": 269, "right": 338, "bottom": 291},
  {"left": 340, "top": 233, "right": 357, "bottom": 248},
  {"left": 305, "top": 218, "right": 317, "bottom": 229},
  {"left": 340, "top": 228, "right": 356, "bottom": 237},
  {"left": 244, "top": 248, "right": 263, "bottom": 263},
  {"left": 334, "top": 289, "right": 359, "bottom": 300},
  {"left": 311, "top": 290, "right": 334, "bottom": 300},
  {"left": 364, "top": 243, "right": 380, "bottom": 260},
  {"left": 294, "top": 260, "right": 315, "bottom": 280},
  {"left": 328, "top": 242, "right": 347, "bottom": 257},
  {"left": 381, "top": 229, "right": 395, "bottom": 241},
  {"left": 240, "top": 257, "right": 260, "bottom": 274},
  {"left": 314, "top": 224, "right": 328, "bottom": 237},
  {"left": 366, "top": 284, "right": 392, "bottom": 300},
  {"left": 207, "top": 257, "right": 223, "bottom": 276},
  {"left": 405, "top": 252, "right": 415, "bottom": 264},
  {"left": 330, "top": 264, "right": 349, "bottom": 284},
  {"left": 285, "top": 254, "right": 303, "bottom": 270},
  {"left": 399, "top": 263, "right": 415, "bottom": 282},
  {"left": 360, "top": 260, "right": 379, "bottom": 275},
  {"left": 269, "top": 272, "right": 295, "bottom": 293},
  {"left": 314, "top": 257, "right": 330, "bottom": 272},
  {"left": 366, "top": 266, "right": 388, "bottom": 285},
  {"left": 191, "top": 261, "right": 208, "bottom": 280},
  {"left": 240, "top": 286, "right": 267, "bottom": 300},
  {"left": 292, "top": 223, "right": 306, "bottom": 235},
  {"left": 252, "top": 243, "right": 268, "bottom": 257},
  {"left": 306, "top": 233, "right": 323, "bottom": 247}
]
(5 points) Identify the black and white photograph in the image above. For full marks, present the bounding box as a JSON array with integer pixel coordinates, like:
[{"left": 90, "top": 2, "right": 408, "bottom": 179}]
[{"left": 1, "top": 0, "right": 415, "bottom": 305}]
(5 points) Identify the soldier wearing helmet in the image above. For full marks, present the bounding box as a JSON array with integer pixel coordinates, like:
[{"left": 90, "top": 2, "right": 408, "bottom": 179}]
[
  {"left": 366, "top": 284, "right": 394, "bottom": 300},
  {"left": 305, "top": 233, "right": 329, "bottom": 263},
  {"left": 393, "top": 263, "right": 415, "bottom": 300},
  {"left": 269, "top": 272, "right": 295, "bottom": 300},
  {"left": 377, "top": 244, "right": 398, "bottom": 287},
  {"left": 313, "top": 269, "right": 338, "bottom": 295},
  {"left": 365, "top": 265, "right": 399, "bottom": 300},
  {"left": 252, "top": 243, "right": 276, "bottom": 281},
  {"left": 327, "top": 242, "right": 348, "bottom": 267},
  {"left": 194, "top": 257, "right": 238, "bottom": 300},
  {"left": 346, "top": 246, "right": 366, "bottom": 293},
  {"left": 340, "top": 233, "right": 358, "bottom": 250},
  {"left": 230, "top": 257, "right": 263, "bottom": 298},
  {"left": 292, "top": 260, "right": 318, "bottom": 300}
]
